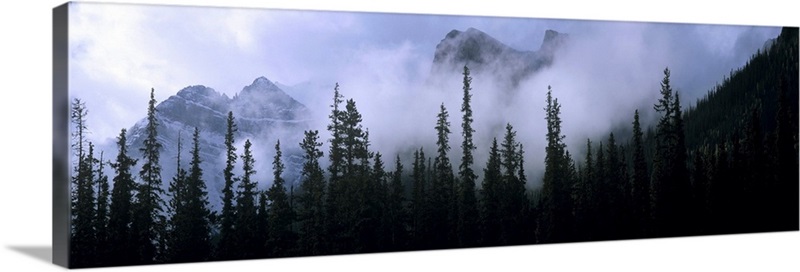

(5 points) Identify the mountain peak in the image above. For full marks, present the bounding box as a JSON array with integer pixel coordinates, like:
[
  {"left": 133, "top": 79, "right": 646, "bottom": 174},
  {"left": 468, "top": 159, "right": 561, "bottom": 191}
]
[
  {"left": 541, "top": 29, "right": 567, "bottom": 52},
  {"left": 430, "top": 28, "right": 568, "bottom": 90},
  {"left": 242, "top": 76, "right": 280, "bottom": 93}
]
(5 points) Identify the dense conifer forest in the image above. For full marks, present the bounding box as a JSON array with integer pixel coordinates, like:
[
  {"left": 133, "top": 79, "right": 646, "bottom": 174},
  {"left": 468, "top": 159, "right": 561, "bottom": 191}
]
[{"left": 67, "top": 27, "right": 798, "bottom": 267}]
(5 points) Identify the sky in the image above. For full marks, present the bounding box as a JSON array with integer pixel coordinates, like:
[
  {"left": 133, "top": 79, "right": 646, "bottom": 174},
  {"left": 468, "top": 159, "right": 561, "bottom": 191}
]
[
  {"left": 68, "top": 1, "right": 783, "bottom": 179},
  {"left": 69, "top": 3, "right": 780, "bottom": 147}
]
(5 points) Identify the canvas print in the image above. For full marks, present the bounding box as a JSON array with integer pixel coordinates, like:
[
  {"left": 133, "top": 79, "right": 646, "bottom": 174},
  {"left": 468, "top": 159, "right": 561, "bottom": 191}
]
[{"left": 53, "top": 1, "right": 799, "bottom": 268}]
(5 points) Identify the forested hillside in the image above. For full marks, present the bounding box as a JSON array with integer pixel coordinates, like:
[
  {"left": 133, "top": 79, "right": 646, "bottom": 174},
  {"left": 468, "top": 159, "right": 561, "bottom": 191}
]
[{"left": 66, "top": 27, "right": 798, "bottom": 268}]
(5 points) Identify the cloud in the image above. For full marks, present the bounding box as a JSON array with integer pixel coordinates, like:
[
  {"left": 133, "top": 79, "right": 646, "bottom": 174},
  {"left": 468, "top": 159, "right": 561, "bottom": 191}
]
[{"left": 68, "top": 2, "right": 781, "bottom": 186}]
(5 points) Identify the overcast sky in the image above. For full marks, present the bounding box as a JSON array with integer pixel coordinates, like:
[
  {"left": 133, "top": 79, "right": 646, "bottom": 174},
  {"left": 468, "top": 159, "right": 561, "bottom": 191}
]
[{"left": 68, "top": 1, "right": 782, "bottom": 153}]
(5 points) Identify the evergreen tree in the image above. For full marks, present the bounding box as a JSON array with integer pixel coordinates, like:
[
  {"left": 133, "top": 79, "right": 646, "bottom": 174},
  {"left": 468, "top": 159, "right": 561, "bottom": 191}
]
[
  {"left": 255, "top": 191, "right": 269, "bottom": 257},
  {"left": 670, "top": 92, "right": 691, "bottom": 235},
  {"left": 539, "top": 86, "right": 573, "bottom": 243},
  {"left": 431, "top": 103, "right": 455, "bottom": 248},
  {"left": 385, "top": 155, "right": 408, "bottom": 250},
  {"left": 325, "top": 84, "right": 347, "bottom": 253},
  {"left": 217, "top": 111, "right": 238, "bottom": 260},
  {"left": 650, "top": 69, "right": 691, "bottom": 237},
  {"left": 410, "top": 148, "right": 429, "bottom": 248},
  {"left": 108, "top": 129, "right": 138, "bottom": 266},
  {"left": 266, "top": 140, "right": 296, "bottom": 257},
  {"left": 69, "top": 98, "right": 95, "bottom": 267},
  {"left": 132, "top": 88, "right": 167, "bottom": 264},
  {"left": 499, "top": 124, "right": 527, "bottom": 245},
  {"left": 630, "top": 110, "right": 650, "bottom": 237},
  {"left": 361, "top": 151, "right": 385, "bottom": 252},
  {"left": 457, "top": 65, "right": 479, "bottom": 247},
  {"left": 574, "top": 139, "right": 596, "bottom": 241},
  {"left": 93, "top": 150, "right": 110, "bottom": 266},
  {"left": 73, "top": 142, "right": 97, "bottom": 267},
  {"left": 480, "top": 138, "right": 502, "bottom": 246},
  {"left": 297, "top": 130, "right": 326, "bottom": 255},
  {"left": 164, "top": 130, "right": 213, "bottom": 262},
  {"left": 236, "top": 139, "right": 259, "bottom": 259},
  {"left": 166, "top": 132, "right": 188, "bottom": 261},
  {"left": 176, "top": 127, "right": 212, "bottom": 262}
]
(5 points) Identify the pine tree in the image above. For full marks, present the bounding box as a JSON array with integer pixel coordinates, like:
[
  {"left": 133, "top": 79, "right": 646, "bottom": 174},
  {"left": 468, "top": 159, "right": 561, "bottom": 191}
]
[
  {"left": 108, "top": 129, "right": 138, "bottom": 266},
  {"left": 650, "top": 68, "right": 674, "bottom": 236},
  {"left": 93, "top": 150, "right": 110, "bottom": 266},
  {"left": 630, "top": 110, "right": 650, "bottom": 237},
  {"left": 133, "top": 88, "right": 167, "bottom": 264},
  {"left": 361, "top": 151, "right": 386, "bottom": 252},
  {"left": 266, "top": 140, "right": 296, "bottom": 257},
  {"left": 217, "top": 111, "right": 238, "bottom": 260},
  {"left": 430, "top": 103, "right": 455, "bottom": 248},
  {"left": 236, "top": 139, "right": 259, "bottom": 259},
  {"left": 165, "top": 130, "right": 213, "bottom": 262},
  {"left": 256, "top": 191, "right": 269, "bottom": 257},
  {"left": 325, "top": 84, "right": 346, "bottom": 253},
  {"left": 73, "top": 142, "right": 97, "bottom": 267},
  {"left": 539, "top": 85, "right": 573, "bottom": 243},
  {"left": 650, "top": 68, "right": 691, "bottom": 237},
  {"left": 480, "top": 138, "right": 502, "bottom": 246},
  {"left": 69, "top": 98, "right": 95, "bottom": 267},
  {"left": 499, "top": 124, "right": 526, "bottom": 245},
  {"left": 297, "top": 130, "right": 326, "bottom": 255},
  {"left": 670, "top": 92, "right": 691, "bottom": 235},
  {"left": 457, "top": 65, "right": 479, "bottom": 247},
  {"left": 166, "top": 132, "right": 188, "bottom": 261},
  {"left": 410, "top": 148, "right": 429, "bottom": 248},
  {"left": 574, "top": 139, "right": 596, "bottom": 240},
  {"left": 385, "top": 155, "right": 408, "bottom": 250}
]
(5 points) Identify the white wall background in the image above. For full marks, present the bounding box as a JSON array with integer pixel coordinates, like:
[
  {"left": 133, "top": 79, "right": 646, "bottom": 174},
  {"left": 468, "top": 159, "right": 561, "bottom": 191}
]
[{"left": 0, "top": 1, "right": 797, "bottom": 271}]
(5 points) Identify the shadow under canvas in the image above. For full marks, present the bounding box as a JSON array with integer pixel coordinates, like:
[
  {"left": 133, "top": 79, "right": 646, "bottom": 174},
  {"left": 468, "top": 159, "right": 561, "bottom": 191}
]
[{"left": 8, "top": 246, "right": 52, "bottom": 264}]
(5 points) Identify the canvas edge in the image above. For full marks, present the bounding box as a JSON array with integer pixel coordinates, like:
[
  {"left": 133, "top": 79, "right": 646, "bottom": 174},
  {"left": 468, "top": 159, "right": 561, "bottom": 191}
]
[{"left": 53, "top": 1, "right": 70, "bottom": 268}]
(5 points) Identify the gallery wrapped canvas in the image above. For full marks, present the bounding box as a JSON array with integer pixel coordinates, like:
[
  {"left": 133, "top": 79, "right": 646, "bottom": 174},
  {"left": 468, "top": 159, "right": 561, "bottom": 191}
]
[{"left": 53, "top": 1, "right": 799, "bottom": 268}]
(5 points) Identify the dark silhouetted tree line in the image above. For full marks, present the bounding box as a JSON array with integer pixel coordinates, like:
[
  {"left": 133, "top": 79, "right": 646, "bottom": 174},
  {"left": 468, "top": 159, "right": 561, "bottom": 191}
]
[{"left": 68, "top": 27, "right": 797, "bottom": 268}]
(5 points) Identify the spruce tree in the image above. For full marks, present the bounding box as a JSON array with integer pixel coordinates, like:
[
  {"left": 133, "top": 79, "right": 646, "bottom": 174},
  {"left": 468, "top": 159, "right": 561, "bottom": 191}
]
[
  {"left": 133, "top": 88, "right": 167, "bottom": 264},
  {"left": 69, "top": 98, "right": 95, "bottom": 267},
  {"left": 499, "top": 124, "right": 527, "bottom": 244},
  {"left": 72, "top": 142, "right": 96, "bottom": 267},
  {"left": 166, "top": 132, "right": 188, "bottom": 261},
  {"left": 256, "top": 191, "right": 269, "bottom": 257},
  {"left": 385, "top": 155, "right": 408, "bottom": 250},
  {"left": 431, "top": 103, "right": 455, "bottom": 248},
  {"left": 266, "top": 140, "right": 295, "bottom": 257},
  {"left": 457, "top": 65, "right": 479, "bottom": 247},
  {"left": 170, "top": 127, "right": 211, "bottom": 262},
  {"left": 574, "top": 139, "right": 596, "bottom": 240},
  {"left": 540, "top": 85, "right": 573, "bottom": 243},
  {"left": 480, "top": 138, "right": 502, "bottom": 246},
  {"left": 236, "top": 139, "right": 258, "bottom": 259},
  {"left": 93, "top": 150, "right": 110, "bottom": 266},
  {"left": 650, "top": 68, "right": 674, "bottom": 236},
  {"left": 325, "top": 84, "right": 346, "bottom": 253},
  {"left": 297, "top": 130, "right": 326, "bottom": 255},
  {"left": 410, "top": 148, "right": 429, "bottom": 248},
  {"left": 217, "top": 111, "right": 238, "bottom": 260},
  {"left": 631, "top": 110, "right": 650, "bottom": 237},
  {"left": 108, "top": 129, "right": 138, "bottom": 266}
]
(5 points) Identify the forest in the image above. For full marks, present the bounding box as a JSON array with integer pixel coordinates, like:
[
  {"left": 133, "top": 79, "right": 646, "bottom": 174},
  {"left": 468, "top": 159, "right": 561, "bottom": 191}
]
[{"left": 67, "top": 27, "right": 798, "bottom": 268}]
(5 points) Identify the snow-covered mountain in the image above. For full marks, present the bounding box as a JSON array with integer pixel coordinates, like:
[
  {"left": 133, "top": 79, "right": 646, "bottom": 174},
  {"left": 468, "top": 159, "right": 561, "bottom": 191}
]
[
  {"left": 123, "top": 77, "right": 310, "bottom": 211},
  {"left": 429, "top": 27, "right": 568, "bottom": 90}
]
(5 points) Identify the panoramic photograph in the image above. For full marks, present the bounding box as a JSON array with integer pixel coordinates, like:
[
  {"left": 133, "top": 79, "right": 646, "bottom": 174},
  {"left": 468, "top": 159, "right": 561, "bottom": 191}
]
[{"left": 60, "top": 1, "right": 798, "bottom": 268}]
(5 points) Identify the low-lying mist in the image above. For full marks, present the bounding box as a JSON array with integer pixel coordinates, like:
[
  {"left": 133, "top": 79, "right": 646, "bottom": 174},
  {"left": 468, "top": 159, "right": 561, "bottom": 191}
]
[{"left": 292, "top": 23, "right": 780, "bottom": 188}]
